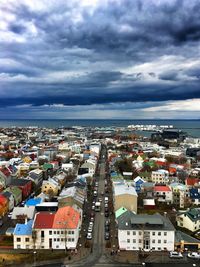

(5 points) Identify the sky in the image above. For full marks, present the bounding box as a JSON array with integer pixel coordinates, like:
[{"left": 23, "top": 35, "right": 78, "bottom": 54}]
[{"left": 0, "top": 0, "right": 200, "bottom": 119}]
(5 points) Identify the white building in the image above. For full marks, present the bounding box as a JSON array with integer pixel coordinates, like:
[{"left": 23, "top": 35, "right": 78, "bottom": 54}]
[
  {"left": 176, "top": 208, "right": 200, "bottom": 232},
  {"left": 151, "top": 170, "right": 169, "bottom": 184},
  {"left": 154, "top": 185, "right": 173, "bottom": 204},
  {"left": 13, "top": 220, "right": 34, "bottom": 249},
  {"left": 117, "top": 212, "right": 175, "bottom": 251},
  {"left": 13, "top": 206, "right": 81, "bottom": 250}
]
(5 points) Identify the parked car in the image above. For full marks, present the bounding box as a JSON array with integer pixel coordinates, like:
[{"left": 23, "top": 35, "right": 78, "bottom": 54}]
[
  {"left": 105, "top": 211, "right": 109, "bottom": 217},
  {"left": 89, "top": 221, "right": 94, "bottom": 228},
  {"left": 92, "top": 205, "right": 95, "bottom": 210},
  {"left": 105, "top": 225, "right": 109, "bottom": 232},
  {"left": 105, "top": 207, "right": 109, "bottom": 212},
  {"left": 104, "top": 196, "right": 109, "bottom": 204},
  {"left": 88, "top": 226, "right": 93, "bottom": 233},
  {"left": 105, "top": 219, "right": 110, "bottom": 226},
  {"left": 169, "top": 251, "right": 183, "bottom": 258},
  {"left": 105, "top": 232, "right": 110, "bottom": 240},
  {"left": 105, "top": 203, "right": 108, "bottom": 208},
  {"left": 90, "top": 216, "right": 95, "bottom": 222},
  {"left": 86, "top": 232, "right": 92, "bottom": 240},
  {"left": 187, "top": 252, "right": 200, "bottom": 259}
]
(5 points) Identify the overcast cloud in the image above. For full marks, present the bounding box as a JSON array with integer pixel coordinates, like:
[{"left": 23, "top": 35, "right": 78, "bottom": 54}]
[{"left": 0, "top": 0, "right": 200, "bottom": 119}]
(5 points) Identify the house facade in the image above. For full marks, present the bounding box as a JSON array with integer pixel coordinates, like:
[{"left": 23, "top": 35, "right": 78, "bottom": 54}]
[
  {"left": 117, "top": 211, "right": 175, "bottom": 251},
  {"left": 176, "top": 208, "right": 200, "bottom": 232}
]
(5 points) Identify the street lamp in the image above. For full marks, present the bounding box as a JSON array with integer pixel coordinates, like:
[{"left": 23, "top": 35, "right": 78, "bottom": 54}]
[
  {"left": 33, "top": 251, "right": 36, "bottom": 267},
  {"left": 79, "top": 243, "right": 82, "bottom": 258}
]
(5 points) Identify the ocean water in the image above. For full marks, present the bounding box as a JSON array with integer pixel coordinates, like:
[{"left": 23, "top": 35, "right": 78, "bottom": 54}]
[{"left": 0, "top": 119, "right": 200, "bottom": 137}]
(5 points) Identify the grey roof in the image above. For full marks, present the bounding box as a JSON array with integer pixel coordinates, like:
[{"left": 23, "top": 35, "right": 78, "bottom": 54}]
[
  {"left": 130, "top": 215, "right": 163, "bottom": 226},
  {"left": 117, "top": 211, "right": 175, "bottom": 231},
  {"left": 175, "top": 231, "right": 200, "bottom": 244}
]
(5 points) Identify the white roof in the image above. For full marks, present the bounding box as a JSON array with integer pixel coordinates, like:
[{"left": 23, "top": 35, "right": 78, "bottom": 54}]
[
  {"left": 114, "top": 184, "right": 137, "bottom": 197},
  {"left": 143, "top": 199, "right": 155, "bottom": 206},
  {"left": 12, "top": 206, "right": 35, "bottom": 219}
]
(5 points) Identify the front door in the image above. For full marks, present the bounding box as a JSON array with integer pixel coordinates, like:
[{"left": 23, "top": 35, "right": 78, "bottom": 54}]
[{"left": 144, "top": 239, "right": 150, "bottom": 250}]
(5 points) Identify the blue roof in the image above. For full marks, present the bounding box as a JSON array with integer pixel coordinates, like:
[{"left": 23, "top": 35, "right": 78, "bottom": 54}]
[
  {"left": 25, "top": 198, "right": 42, "bottom": 206},
  {"left": 13, "top": 220, "right": 33, "bottom": 236},
  {"left": 189, "top": 188, "right": 200, "bottom": 199}
]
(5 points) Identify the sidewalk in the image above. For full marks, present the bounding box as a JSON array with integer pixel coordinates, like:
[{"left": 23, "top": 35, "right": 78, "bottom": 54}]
[{"left": 105, "top": 250, "right": 192, "bottom": 265}]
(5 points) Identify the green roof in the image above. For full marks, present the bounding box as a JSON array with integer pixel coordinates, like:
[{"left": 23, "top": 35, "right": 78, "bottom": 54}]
[
  {"left": 43, "top": 163, "right": 53, "bottom": 170},
  {"left": 115, "top": 207, "right": 128, "bottom": 219}
]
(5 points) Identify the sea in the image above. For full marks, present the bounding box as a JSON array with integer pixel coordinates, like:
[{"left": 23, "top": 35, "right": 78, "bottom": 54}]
[{"left": 0, "top": 119, "right": 200, "bottom": 138}]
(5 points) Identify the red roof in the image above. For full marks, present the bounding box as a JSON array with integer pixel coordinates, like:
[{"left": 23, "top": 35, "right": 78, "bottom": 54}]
[
  {"left": 33, "top": 207, "right": 80, "bottom": 230},
  {"left": 34, "top": 212, "right": 55, "bottom": 229},
  {"left": 0, "top": 167, "right": 11, "bottom": 177},
  {"left": 53, "top": 206, "right": 80, "bottom": 229},
  {"left": 0, "top": 194, "right": 8, "bottom": 204},
  {"left": 154, "top": 185, "right": 171, "bottom": 192},
  {"left": 186, "top": 178, "right": 199, "bottom": 186}
]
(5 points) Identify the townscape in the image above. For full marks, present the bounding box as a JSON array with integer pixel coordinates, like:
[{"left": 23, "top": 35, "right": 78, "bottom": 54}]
[{"left": 0, "top": 125, "right": 200, "bottom": 266}]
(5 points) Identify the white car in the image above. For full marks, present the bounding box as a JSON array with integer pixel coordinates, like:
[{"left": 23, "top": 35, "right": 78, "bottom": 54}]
[
  {"left": 187, "top": 252, "right": 200, "bottom": 259},
  {"left": 88, "top": 226, "right": 93, "bottom": 233},
  {"left": 169, "top": 251, "right": 183, "bottom": 258},
  {"left": 89, "top": 221, "right": 94, "bottom": 228},
  {"left": 86, "top": 232, "right": 92, "bottom": 240}
]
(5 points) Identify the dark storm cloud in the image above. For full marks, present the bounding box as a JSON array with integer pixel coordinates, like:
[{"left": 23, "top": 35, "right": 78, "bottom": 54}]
[{"left": 0, "top": 0, "right": 200, "bottom": 114}]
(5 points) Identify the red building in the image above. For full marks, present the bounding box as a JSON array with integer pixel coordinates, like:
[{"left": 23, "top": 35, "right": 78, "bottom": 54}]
[{"left": 10, "top": 179, "right": 32, "bottom": 200}]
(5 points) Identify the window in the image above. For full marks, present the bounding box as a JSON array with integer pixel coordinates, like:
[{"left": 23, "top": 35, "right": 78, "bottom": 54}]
[
  {"left": 158, "top": 240, "right": 161, "bottom": 244},
  {"left": 57, "top": 231, "right": 60, "bottom": 234},
  {"left": 152, "top": 247, "right": 155, "bottom": 250},
  {"left": 139, "top": 239, "right": 142, "bottom": 243},
  {"left": 61, "top": 238, "right": 64, "bottom": 241},
  {"left": 26, "top": 245, "right": 29, "bottom": 249},
  {"left": 127, "top": 239, "right": 130, "bottom": 243},
  {"left": 158, "top": 232, "right": 161, "bottom": 236},
  {"left": 49, "top": 231, "right": 52, "bottom": 235},
  {"left": 54, "top": 231, "right": 56, "bottom": 234},
  {"left": 68, "top": 238, "right": 71, "bottom": 242},
  {"left": 152, "top": 232, "right": 155, "bottom": 236},
  {"left": 127, "top": 231, "right": 130, "bottom": 235},
  {"left": 17, "top": 245, "right": 21, "bottom": 249},
  {"left": 25, "top": 238, "right": 29, "bottom": 242},
  {"left": 57, "top": 238, "right": 60, "bottom": 242},
  {"left": 152, "top": 240, "right": 155, "bottom": 243},
  {"left": 17, "top": 238, "right": 21, "bottom": 242},
  {"left": 71, "top": 231, "right": 74, "bottom": 234},
  {"left": 158, "top": 247, "right": 161, "bottom": 250},
  {"left": 164, "top": 232, "right": 167, "bottom": 236},
  {"left": 41, "top": 231, "right": 44, "bottom": 238},
  {"left": 132, "top": 239, "right": 136, "bottom": 243},
  {"left": 139, "top": 231, "right": 142, "bottom": 236},
  {"left": 61, "top": 231, "right": 64, "bottom": 234},
  {"left": 54, "top": 238, "right": 56, "bottom": 241},
  {"left": 132, "top": 231, "right": 136, "bottom": 235},
  {"left": 164, "top": 240, "right": 167, "bottom": 244},
  {"left": 71, "top": 238, "right": 74, "bottom": 242}
]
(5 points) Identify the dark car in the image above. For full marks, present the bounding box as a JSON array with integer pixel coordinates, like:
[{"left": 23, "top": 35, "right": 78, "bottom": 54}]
[
  {"left": 105, "top": 207, "right": 109, "bottom": 212},
  {"left": 105, "top": 211, "right": 109, "bottom": 217},
  {"left": 105, "top": 225, "right": 109, "bottom": 232},
  {"left": 105, "top": 232, "right": 110, "bottom": 240}
]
